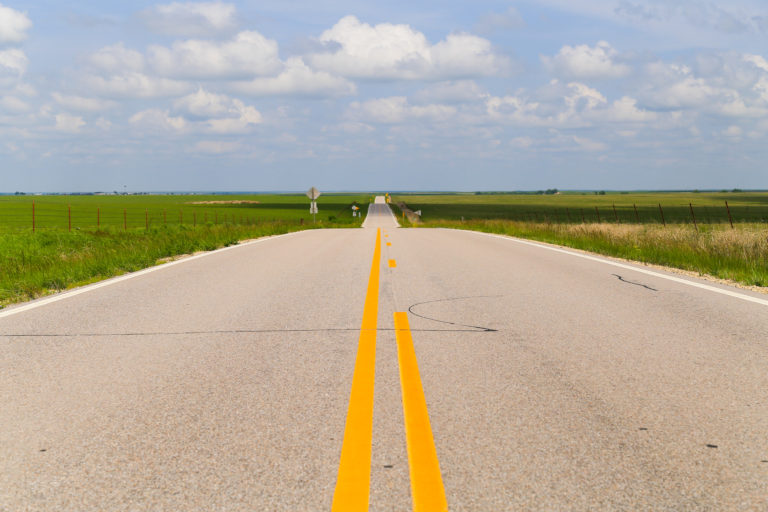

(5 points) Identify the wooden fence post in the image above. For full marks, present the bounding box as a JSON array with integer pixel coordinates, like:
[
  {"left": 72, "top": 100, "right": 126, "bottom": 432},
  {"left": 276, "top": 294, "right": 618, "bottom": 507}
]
[
  {"left": 595, "top": 206, "right": 601, "bottom": 223},
  {"left": 658, "top": 203, "right": 666, "bottom": 226},
  {"left": 612, "top": 203, "right": 619, "bottom": 223},
  {"left": 689, "top": 203, "right": 698, "bottom": 232},
  {"left": 633, "top": 203, "right": 639, "bottom": 223},
  {"left": 725, "top": 201, "right": 734, "bottom": 228}
]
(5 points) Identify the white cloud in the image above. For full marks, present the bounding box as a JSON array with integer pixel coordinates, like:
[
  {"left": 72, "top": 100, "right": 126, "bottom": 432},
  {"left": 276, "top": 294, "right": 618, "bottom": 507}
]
[
  {"left": 0, "top": 94, "right": 28, "bottom": 112},
  {"left": 84, "top": 72, "right": 190, "bottom": 99},
  {"left": 0, "top": 3, "right": 32, "bottom": 44},
  {"left": 148, "top": 31, "right": 281, "bottom": 79},
  {"left": 194, "top": 140, "right": 240, "bottom": 153},
  {"left": 348, "top": 96, "right": 456, "bottom": 123},
  {"left": 412, "top": 80, "right": 487, "bottom": 104},
  {"left": 173, "top": 87, "right": 231, "bottom": 118},
  {"left": 52, "top": 93, "right": 117, "bottom": 112},
  {"left": 129, "top": 108, "right": 187, "bottom": 131},
  {"left": 0, "top": 48, "right": 27, "bottom": 76},
  {"left": 572, "top": 135, "right": 608, "bottom": 152},
  {"left": 172, "top": 88, "right": 262, "bottom": 133},
  {"left": 232, "top": 57, "right": 356, "bottom": 97},
  {"left": 140, "top": 2, "right": 237, "bottom": 36},
  {"left": 309, "top": 15, "right": 509, "bottom": 80},
  {"left": 722, "top": 125, "right": 742, "bottom": 137},
  {"left": 55, "top": 113, "right": 85, "bottom": 133},
  {"left": 543, "top": 41, "right": 630, "bottom": 79},
  {"left": 88, "top": 43, "right": 145, "bottom": 73}
]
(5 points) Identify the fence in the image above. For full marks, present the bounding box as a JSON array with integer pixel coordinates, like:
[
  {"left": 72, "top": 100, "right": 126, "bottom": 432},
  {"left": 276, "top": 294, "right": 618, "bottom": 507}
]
[{"left": 0, "top": 202, "right": 279, "bottom": 233}]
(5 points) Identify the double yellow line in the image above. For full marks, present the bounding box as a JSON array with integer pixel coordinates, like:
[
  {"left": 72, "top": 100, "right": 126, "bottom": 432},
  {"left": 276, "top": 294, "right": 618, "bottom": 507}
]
[{"left": 332, "top": 229, "right": 448, "bottom": 512}]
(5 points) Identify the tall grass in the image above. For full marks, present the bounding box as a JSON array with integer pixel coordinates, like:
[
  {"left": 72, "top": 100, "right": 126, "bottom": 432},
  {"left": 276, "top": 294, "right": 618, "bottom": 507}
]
[
  {"left": 0, "top": 222, "right": 324, "bottom": 307},
  {"left": 420, "top": 219, "right": 768, "bottom": 288}
]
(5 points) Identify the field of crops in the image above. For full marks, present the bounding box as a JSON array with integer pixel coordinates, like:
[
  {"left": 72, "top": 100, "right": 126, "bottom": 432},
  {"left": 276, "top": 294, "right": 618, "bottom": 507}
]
[
  {"left": 0, "top": 193, "right": 370, "bottom": 232},
  {"left": 394, "top": 192, "right": 768, "bottom": 225}
]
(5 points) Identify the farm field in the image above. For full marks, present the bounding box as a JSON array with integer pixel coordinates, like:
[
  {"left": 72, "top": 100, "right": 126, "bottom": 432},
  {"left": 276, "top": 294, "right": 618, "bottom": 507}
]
[
  {"left": 0, "top": 194, "right": 368, "bottom": 307},
  {"left": 393, "top": 191, "right": 768, "bottom": 225},
  {"left": 393, "top": 192, "right": 768, "bottom": 290}
]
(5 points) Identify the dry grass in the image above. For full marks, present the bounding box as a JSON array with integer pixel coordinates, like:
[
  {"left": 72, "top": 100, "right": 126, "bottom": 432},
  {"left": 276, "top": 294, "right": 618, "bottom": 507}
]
[{"left": 421, "top": 219, "right": 768, "bottom": 288}]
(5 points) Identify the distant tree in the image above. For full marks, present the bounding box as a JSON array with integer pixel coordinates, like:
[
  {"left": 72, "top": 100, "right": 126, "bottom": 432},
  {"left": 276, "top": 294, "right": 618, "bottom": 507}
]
[
  {"left": 598, "top": 190, "right": 606, "bottom": 195},
  {"left": 545, "top": 188, "right": 558, "bottom": 195},
  {"left": 732, "top": 188, "right": 742, "bottom": 192}
]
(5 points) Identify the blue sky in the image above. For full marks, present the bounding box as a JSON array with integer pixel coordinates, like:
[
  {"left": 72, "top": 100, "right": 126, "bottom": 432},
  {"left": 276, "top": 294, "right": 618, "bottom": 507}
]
[{"left": 1, "top": 1, "right": 768, "bottom": 192}]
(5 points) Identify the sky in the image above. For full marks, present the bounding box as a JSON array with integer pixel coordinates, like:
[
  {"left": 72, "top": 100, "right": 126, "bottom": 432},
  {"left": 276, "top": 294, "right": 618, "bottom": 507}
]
[{"left": 1, "top": 1, "right": 768, "bottom": 192}]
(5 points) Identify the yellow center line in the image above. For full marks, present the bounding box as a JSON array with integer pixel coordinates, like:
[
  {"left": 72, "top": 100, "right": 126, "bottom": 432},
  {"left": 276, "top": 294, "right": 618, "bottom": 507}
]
[
  {"left": 386, "top": 242, "right": 391, "bottom": 247},
  {"left": 332, "top": 228, "right": 381, "bottom": 512},
  {"left": 388, "top": 259, "right": 397, "bottom": 268},
  {"left": 393, "top": 312, "right": 449, "bottom": 512}
]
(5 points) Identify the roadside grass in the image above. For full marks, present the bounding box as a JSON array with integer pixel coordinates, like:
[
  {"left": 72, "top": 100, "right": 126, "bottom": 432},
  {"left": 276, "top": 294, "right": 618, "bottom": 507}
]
[
  {"left": 417, "top": 219, "right": 768, "bottom": 289},
  {"left": 0, "top": 194, "right": 369, "bottom": 307}
]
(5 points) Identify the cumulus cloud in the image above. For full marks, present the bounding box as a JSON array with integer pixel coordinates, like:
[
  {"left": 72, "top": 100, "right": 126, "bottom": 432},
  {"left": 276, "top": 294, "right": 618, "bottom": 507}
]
[
  {"left": 168, "top": 88, "right": 262, "bottom": 133},
  {"left": 231, "top": 57, "right": 356, "bottom": 97},
  {"left": 88, "top": 43, "right": 145, "bottom": 73},
  {"left": 148, "top": 31, "right": 281, "bottom": 79},
  {"left": 140, "top": 1, "right": 237, "bottom": 36},
  {"left": 129, "top": 108, "right": 187, "bottom": 131},
  {"left": 52, "top": 93, "right": 117, "bottom": 112},
  {"left": 308, "top": 15, "right": 509, "bottom": 80},
  {"left": 543, "top": 41, "right": 630, "bottom": 79},
  {"left": 0, "top": 3, "right": 31, "bottom": 44},
  {"left": 55, "top": 113, "right": 85, "bottom": 133},
  {"left": 348, "top": 96, "right": 456, "bottom": 123},
  {"left": 85, "top": 72, "right": 190, "bottom": 99}
]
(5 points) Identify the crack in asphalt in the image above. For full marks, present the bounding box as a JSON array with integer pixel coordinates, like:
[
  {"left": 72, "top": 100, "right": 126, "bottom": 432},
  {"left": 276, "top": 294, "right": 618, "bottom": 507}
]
[
  {"left": 407, "top": 295, "right": 501, "bottom": 332},
  {"left": 611, "top": 274, "right": 658, "bottom": 291}
]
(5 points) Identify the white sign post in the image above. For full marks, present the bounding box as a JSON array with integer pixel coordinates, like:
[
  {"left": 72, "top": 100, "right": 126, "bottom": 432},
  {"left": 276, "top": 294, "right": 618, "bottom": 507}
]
[{"left": 306, "top": 187, "right": 321, "bottom": 223}]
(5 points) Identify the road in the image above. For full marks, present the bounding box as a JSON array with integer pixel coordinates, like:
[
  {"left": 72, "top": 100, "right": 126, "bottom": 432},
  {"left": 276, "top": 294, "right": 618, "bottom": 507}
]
[{"left": 1, "top": 197, "right": 767, "bottom": 511}]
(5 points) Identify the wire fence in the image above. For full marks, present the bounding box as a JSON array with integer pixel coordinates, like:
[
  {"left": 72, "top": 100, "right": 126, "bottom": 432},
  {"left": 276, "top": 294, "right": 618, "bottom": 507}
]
[
  {"left": 0, "top": 202, "right": 300, "bottom": 233},
  {"left": 1, "top": 201, "right": 767, "bottom": 233}
]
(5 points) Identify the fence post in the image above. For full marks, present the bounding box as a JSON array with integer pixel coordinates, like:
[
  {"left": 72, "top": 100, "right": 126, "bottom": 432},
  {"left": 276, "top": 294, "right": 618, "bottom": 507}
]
[
  {"left": 123, "top": 209, "right": 127, "bottom": 231},
  {"left": 658, "top": 203, "right": 666, "bottom": 226},
  {"left": 68, "top": 205, "right": 71, "bottom": 232},
  {"left": 633, "top": 203, "right": 639, "bottom": 223},
  {"left": 689, "top": 203, "right": 698, "bottom": 232},
  {"left": 32, "top": 200, "right": 35, "bottom": 232},
  {"left": 725, "top": 201, "right": 734, "bottom": 228},
  {"left": 595, "top": 206, "right": 601, "bottom": 223},
  {"left": 612, "top": 203, "right": 619, "bottom": 223}
]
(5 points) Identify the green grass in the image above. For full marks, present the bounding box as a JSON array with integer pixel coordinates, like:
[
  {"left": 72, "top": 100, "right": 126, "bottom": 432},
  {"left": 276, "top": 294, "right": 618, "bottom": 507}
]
[
  {"left": 0, "top": 194, "right": 369, "bottom": 307},
  {"left": 393, "top": 193, "right": 768, "bottom": 290}
]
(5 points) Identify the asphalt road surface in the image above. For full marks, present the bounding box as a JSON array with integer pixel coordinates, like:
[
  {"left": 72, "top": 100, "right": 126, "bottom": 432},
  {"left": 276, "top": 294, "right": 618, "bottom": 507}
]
[{"left": 2, "top": 197, "right": 767, "bottom": 511}]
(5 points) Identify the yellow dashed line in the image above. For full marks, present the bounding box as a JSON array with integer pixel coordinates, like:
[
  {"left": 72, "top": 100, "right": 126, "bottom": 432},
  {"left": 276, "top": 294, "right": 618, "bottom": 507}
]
[
  {"left": 332, "top": 229, "right": 381, "bottom": 511},
  {"left": 388, "top": 259, "right": 397, "bottom": 268},
  {"left": 386, "top": 242, "right": 391, "bottom": 247},
  {"left": 394, "top": 312, "right": 449, "bottom": 512}
]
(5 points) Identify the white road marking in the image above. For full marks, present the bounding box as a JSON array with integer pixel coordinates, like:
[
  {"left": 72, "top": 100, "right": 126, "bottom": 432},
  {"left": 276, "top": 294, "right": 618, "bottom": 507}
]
[
  {"left": 0, "top": 231, "right": 305, "bottom": 320},
  {"left": 460, "top": 229, "right": 768, "bottom": 307}
]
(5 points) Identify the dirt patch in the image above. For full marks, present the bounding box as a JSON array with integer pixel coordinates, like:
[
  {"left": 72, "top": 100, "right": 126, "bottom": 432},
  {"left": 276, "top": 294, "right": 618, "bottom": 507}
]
[{"left": 186, "top": 200, "right": 260, "bottom": 205}]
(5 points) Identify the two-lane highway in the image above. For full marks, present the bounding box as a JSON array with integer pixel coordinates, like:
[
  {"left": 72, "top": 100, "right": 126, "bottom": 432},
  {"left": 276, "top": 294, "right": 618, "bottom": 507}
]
[{"left": 2, "top": 197, "right": 767, "bottom": 510}]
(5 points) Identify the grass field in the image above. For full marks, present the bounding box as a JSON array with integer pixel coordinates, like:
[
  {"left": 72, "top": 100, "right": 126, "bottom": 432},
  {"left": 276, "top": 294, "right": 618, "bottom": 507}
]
[
  {"left": 393, "top": 192, "right": 768, "bottom": 289},
  {"left": 0, "top": 194, "right": 369, "bottom": 307},
  {"left": 394, "top": 192, "right": 768, "bottom": 225}
]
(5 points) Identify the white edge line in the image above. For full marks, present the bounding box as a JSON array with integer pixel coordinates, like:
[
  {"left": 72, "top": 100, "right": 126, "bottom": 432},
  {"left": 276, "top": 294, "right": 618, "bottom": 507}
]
[
  {"left": 452, "top": 228, "right": 768, "bottom": 308},
  {"left": 0, "top": 230, "right": 306, "bottom": 320}
]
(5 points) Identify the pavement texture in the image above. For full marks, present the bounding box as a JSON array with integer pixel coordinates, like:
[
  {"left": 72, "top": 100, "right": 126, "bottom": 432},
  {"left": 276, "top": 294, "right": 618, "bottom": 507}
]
[{"left": 1, "top": 198, "right": 767, "bottom": 511}]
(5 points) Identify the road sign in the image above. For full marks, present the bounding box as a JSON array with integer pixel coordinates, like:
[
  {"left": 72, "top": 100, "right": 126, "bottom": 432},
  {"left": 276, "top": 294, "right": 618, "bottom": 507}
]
[
  {"left": 310, "top": 201, "right": 318, "bottom": 214},
  {"left": 306, "top": 187, "right": 321, "bottom": 200}
]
